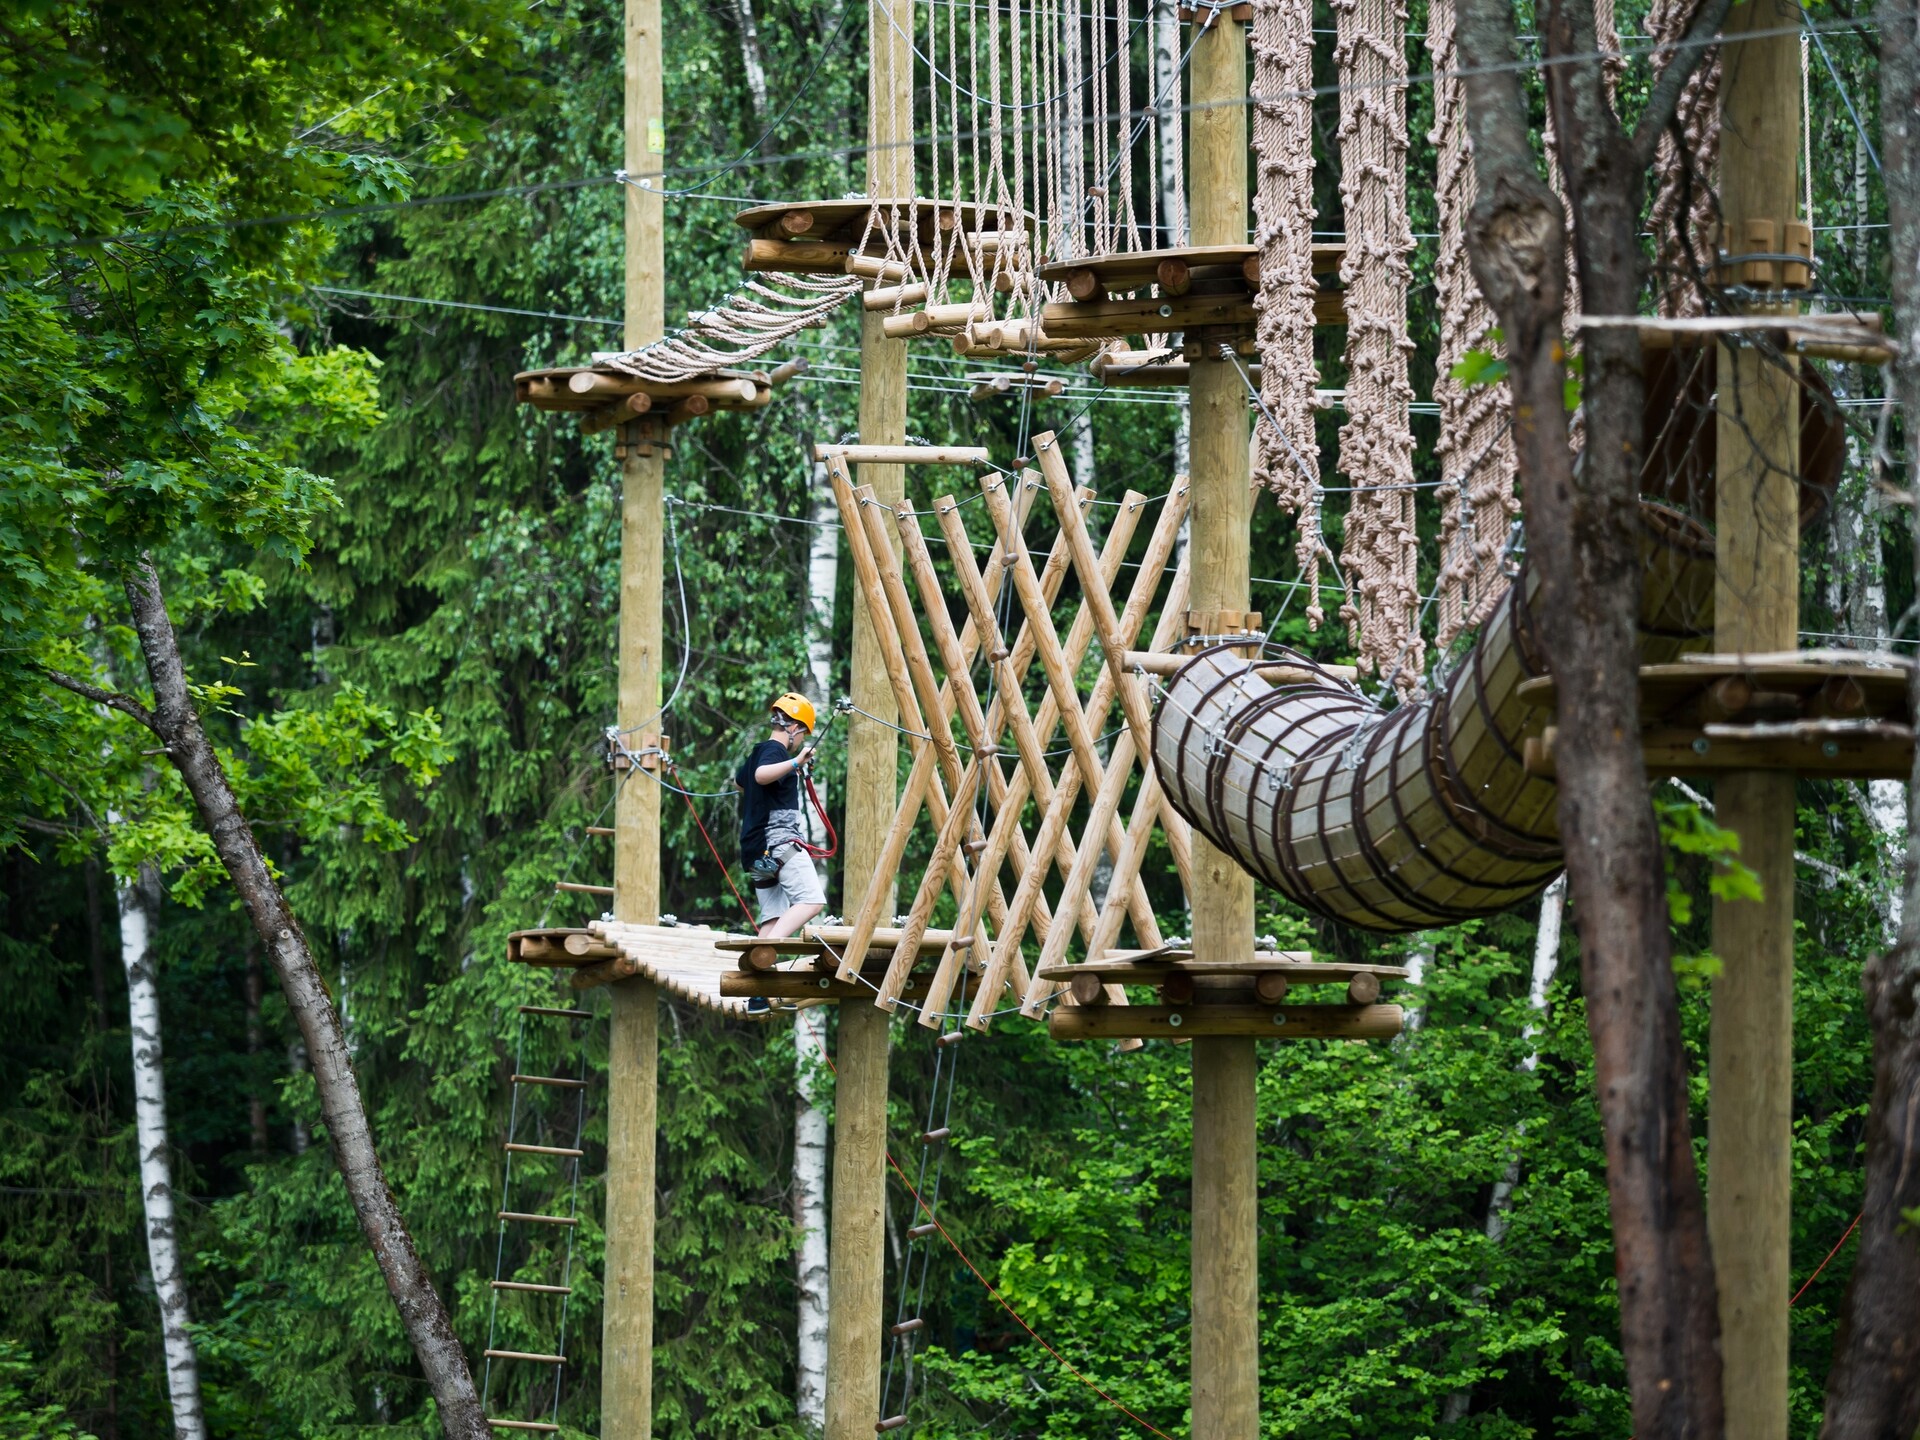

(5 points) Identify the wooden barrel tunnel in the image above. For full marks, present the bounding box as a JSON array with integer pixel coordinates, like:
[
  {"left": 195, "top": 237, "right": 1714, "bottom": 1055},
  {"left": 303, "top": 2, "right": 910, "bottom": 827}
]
[{"left": 1152, "top": 504, "right": 1717, "bottom": 933}]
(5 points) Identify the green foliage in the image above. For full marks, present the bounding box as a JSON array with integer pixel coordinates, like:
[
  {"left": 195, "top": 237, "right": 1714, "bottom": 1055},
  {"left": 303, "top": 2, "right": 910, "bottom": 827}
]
[{"left": 0, "top": 0, "right": 1896, "bottom": 1437}]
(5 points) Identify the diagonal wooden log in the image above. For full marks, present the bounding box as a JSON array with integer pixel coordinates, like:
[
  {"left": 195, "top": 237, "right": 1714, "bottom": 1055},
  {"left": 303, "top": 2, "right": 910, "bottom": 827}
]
[
  {"left": 894, "top": 492, "right": 1157, "bottom": 1020},
  {"left": 888, "top": 501, "right": 1059, "bottom": 1008},
  {"left": 966, "top": 479, "right": 1192, "bottom": 1030},
  {"left": 1024, "top": 565, "right": 1193, "bottom": 1016},
  {"left": 832, "top": 477, "right": 1084, "bottom": 997},
  {"left": 928, "top": 493, "right": 1165, "bottom": 992},
  {"left": 1034, "top": 430, "right": 1191, "bottom": 847},
  {"left": 829, "top": 459, "right": 986, "bottom": 982}
]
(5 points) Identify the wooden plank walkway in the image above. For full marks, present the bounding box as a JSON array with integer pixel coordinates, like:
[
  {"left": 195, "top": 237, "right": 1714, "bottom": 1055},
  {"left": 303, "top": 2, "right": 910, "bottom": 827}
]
[{"left": 506, "top": 924, "right": 768, "bottom": 1018}]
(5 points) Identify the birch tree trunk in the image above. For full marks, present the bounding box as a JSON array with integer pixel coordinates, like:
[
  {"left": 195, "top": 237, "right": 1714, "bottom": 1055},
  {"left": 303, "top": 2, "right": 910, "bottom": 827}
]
[
  {"left": 117, "top": 868, "right": 209, "bottom": 1440},
  {"left": 104, "top": 558, "right": 489, "bottom": 1440},
  {"left": 1818, "top": 2, "right": 1920, "bottom": 1425},
  {"left": 1441, "top": 875, "right": 1567, "bottom": 1423},
  {"left": 794, "top": 455, "right": 838, "bottom": 1428},
  {"left": 793, "top": 1007, "right": 831, "bottom": 1429},
  {"left": 726, "top": 0, "right": 770, "bottom": 125}
]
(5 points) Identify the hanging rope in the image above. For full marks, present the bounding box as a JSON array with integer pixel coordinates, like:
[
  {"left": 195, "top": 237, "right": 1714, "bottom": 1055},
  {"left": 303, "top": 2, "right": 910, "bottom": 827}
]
[
  {"left": 1251, "top": 0, "right": 1328, "bottom": 630},
  {"left": 1427, "top": 0, "right": 1519, "bottom": 650},
  {"left": 1332, "top": 0, "right": 1422, "bottom": 688}
]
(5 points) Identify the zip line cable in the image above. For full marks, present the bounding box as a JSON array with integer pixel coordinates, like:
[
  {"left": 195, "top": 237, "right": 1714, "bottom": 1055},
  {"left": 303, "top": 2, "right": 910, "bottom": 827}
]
[{"left": 7, "top": 14, "right": 1877, "bottom": 259}]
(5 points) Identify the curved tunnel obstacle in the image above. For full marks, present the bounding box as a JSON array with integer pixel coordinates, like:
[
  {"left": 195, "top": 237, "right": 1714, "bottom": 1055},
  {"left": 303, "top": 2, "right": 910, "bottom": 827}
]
[{"left": 1153, "top": 504, "right": 1717, "bottom": 933}]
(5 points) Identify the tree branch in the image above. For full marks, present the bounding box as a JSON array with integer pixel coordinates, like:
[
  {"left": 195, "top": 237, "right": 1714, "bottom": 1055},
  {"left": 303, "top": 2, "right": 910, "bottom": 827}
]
[{"left": 37, "top": 665, "right": 157, "bottom": 730}]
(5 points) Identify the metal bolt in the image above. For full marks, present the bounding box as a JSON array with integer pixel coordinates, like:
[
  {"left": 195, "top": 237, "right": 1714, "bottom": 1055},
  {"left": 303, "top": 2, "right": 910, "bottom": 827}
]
[
  {"left": 1692, "top": 738, "right": 1710, "bottom": 755},
  {"left": 1822, "top": 740, "right": 1840, "bottom": 758},
  {"left": 1167, "top": 1012, "right": 1184, "bottom": 1028}
]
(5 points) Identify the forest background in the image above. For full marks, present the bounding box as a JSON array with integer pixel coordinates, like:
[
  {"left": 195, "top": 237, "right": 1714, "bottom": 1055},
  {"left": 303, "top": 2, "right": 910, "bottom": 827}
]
[{"left": 0, "top": 0, "right": 1900, "bottom": 1435}]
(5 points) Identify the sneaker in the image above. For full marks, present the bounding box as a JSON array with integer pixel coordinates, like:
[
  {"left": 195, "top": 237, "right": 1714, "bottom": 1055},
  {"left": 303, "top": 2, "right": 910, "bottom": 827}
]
[{"left": 746, "top": 996, "right": 770, "bottom": 1015}]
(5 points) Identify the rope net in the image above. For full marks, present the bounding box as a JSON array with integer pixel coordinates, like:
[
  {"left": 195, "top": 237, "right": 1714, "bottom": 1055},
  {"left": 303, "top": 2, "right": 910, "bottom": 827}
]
[
  {"left": 1426, "top": 0, "right": 1518, "bottom": 650},
  {"left": 1333, "top": 0, "right": 1422, "bottom": 688},
  {"left": 1251, "top": 0, "right": 1328, "bottom": 629},
  {"left": 1645, "top": 0, "right": 1720, "bottom": 317}
]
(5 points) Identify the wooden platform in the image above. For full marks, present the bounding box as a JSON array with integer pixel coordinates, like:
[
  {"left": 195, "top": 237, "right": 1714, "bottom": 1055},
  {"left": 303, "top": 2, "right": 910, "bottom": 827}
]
[
  {"left": 1519, "top": 652, "right": 1915, "bottom": 779},
  {"left": 1029, "top": 245, "right": 1347, "bottom": 348},
  {"left": 1036, "top": 243, "right": 1343, "bottom": 297},
  {"left": 735, "top": 198, "right": 1028, "bottom": 277},
  {"left": 505, "top": 924, "right": 770, "bottom": 1018},
  {"left": 514, "top": 363, "right": 795, "bottom": 438},
  {"left": 1048, "top": 1001, "right": 1406, "bottom": 1041}
]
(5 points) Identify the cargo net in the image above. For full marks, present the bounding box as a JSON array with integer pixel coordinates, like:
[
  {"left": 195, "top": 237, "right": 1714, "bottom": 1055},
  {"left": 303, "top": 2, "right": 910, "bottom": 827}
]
[
  {"left": 1332, "top": 0, "right": 1422, "bottom": 690},
  {"left": 1425, "top": 0, "right": 1519, "bottom": 651},
  {"left": 1251, "top": 0, "right": 1330, "bottom": 630}
]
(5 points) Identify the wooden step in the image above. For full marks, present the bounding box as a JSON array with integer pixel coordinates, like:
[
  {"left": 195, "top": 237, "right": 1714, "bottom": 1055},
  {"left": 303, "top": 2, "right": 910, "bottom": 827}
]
[
  {"left": 505, "top": 1143, "right": 584, "bottom": 1158},
  {"left": 519, "top": 1005, "right": 593, "bottom": 1019},
  {"left": 512, "top": 1074, "right": 588, "bottom": 1089},
  {"left": 491, "top": 1280, "right": 573, "bottom": 1295},
  {"left": 498, "top": 1211, "right": 580, "bottom": 1227},
  {"left": 484, "top": 1349, "right": 565, "bottom": 1365},
  {"left": 487, "top": 1421, "right": 560, "bottom": 1433}
]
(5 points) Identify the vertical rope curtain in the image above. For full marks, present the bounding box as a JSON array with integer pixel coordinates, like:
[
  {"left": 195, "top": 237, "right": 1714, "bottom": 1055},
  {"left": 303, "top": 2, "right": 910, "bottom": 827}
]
[
  {"left": 1251, "top": 0, "right": 1329, "bottom": 630},
  {"left": 1646, "top": 0, "right": 1720, "bottom": 316},
  {"left": 1333, "top": 0, "right": 1422, "bottom": 687},
  {"left": 1427, "top": 0, "right": 1518, "bottom": 650}
]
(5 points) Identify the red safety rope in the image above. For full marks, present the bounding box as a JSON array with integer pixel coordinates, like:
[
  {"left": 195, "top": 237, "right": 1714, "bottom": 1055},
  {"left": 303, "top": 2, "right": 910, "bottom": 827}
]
[
  {"left": 817, "top": 1051, "right": 1175, "bottom": 1440},
  {"left": 794, "top": 767, "right": 838, "bottom": 859},
  {"left": 1789, "top": 1211, "right": 1862, "bottom": 1308},
  {"left": 667, "top": 764, "right": 762, "bottom": 931}
]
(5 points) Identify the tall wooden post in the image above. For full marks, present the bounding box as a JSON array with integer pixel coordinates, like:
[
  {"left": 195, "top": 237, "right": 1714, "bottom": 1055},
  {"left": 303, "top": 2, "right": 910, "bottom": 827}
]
[
  {"left": 821, "top": 0, "right": 912, "bottom": 1434},
  {"left": 602, "top": 0, "right": 666, "bottom": 1431},
  {"left": 1186, "top": 11, "right": 1260, "bottom": 1438},
  {"left": 1709, "top": 1, "right": 1802, "bottom": 1433}
]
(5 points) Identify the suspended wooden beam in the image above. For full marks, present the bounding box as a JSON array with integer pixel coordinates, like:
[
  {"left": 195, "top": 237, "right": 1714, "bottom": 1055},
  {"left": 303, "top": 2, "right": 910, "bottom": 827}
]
[{"left": 1048, "top": 1002, "right": 1406, "bottom": 1041}]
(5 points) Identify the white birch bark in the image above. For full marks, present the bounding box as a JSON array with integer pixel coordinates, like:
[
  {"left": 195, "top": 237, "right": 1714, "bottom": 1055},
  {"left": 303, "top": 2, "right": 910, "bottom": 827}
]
[
  {"left": 117, "top": 870, "right": 209, "bottom": 1440},
  {"left": 793, "top": 1007, "right": 831, "bottom": 1429},
  {"left": 1440, "top": 873, "right": 1564, "bottom": 1423},
  {"left": 794, "top": 456, "right": 837, "bottom": 1429}
]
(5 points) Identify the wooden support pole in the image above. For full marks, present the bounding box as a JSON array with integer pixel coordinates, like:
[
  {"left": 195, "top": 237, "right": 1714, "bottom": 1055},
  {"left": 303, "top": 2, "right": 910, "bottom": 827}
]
[
  {"left": 823, "top": 0, "right": 912, "bottom": 1431},
  {"left": 601, "top": 1, "right": 665, "bottom": 1434},
  {"left": 1709, "top": 0, "right": 1802, "bottom": 1431},
  {"left": 1186, "top": 8, "right": 1259, "bottom": 1439}
]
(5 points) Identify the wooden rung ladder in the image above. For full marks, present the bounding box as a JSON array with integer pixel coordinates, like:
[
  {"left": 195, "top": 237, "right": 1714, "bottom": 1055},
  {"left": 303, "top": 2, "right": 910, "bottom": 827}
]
[{"left": 481, "top": 1000, "right": 595, "bottom": 1433}]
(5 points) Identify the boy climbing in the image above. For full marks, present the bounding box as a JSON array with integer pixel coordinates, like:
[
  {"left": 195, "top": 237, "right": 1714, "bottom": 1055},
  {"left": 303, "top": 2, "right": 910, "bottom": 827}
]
[{"left": 737, "top": 693, "right": 827, "bottom": 940}]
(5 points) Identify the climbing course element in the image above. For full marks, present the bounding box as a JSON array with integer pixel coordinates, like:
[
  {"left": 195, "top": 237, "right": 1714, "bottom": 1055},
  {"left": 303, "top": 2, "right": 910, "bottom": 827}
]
[
  {"left": 480, "top": 1002, "right": 594, "bottom": 1436},
  {"left": 1153, "top": 505, "right": 1717, "bottom": 932},
  {"left": 1426, "top": 0, "right": 1519, "bottom": 650},
  {"left": 1333, "top": 0, "right": 1421, "bottom": 687},
  {"left": 1645, "top": 0, "right": 1721, "bottom": 317},
  {"left": 508, "top": 925, "right": 772, "bottom": 1015},
  {"left": 811, "top": 437, "right": 1195, "bottom": 1031},
  {"left": 1250, "top": 0, "right": 1328, "bottom": 629}
]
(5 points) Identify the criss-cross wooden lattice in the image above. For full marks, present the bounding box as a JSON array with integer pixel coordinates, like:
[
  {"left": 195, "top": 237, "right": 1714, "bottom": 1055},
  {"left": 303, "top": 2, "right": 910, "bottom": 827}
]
[{"left": 821, "top": 432, "right": 1194, "bottom": 1033}]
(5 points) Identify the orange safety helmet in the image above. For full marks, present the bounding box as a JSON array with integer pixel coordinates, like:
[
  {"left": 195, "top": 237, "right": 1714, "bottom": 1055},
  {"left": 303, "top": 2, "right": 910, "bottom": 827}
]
[{"left": 771, "top": 692, "right": 817, "bottom": 734}]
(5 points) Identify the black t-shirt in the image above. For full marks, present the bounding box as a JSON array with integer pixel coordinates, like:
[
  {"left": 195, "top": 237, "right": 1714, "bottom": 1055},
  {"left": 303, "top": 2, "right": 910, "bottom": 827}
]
[{"left": 737, "top": 739, "right": 798, "bottom": 857}]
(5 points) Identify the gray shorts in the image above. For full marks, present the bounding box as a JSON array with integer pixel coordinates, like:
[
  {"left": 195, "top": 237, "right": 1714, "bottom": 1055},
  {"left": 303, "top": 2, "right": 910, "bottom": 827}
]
[{"left": 756, "top": 841, "right": 826, "bottom": 924}]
